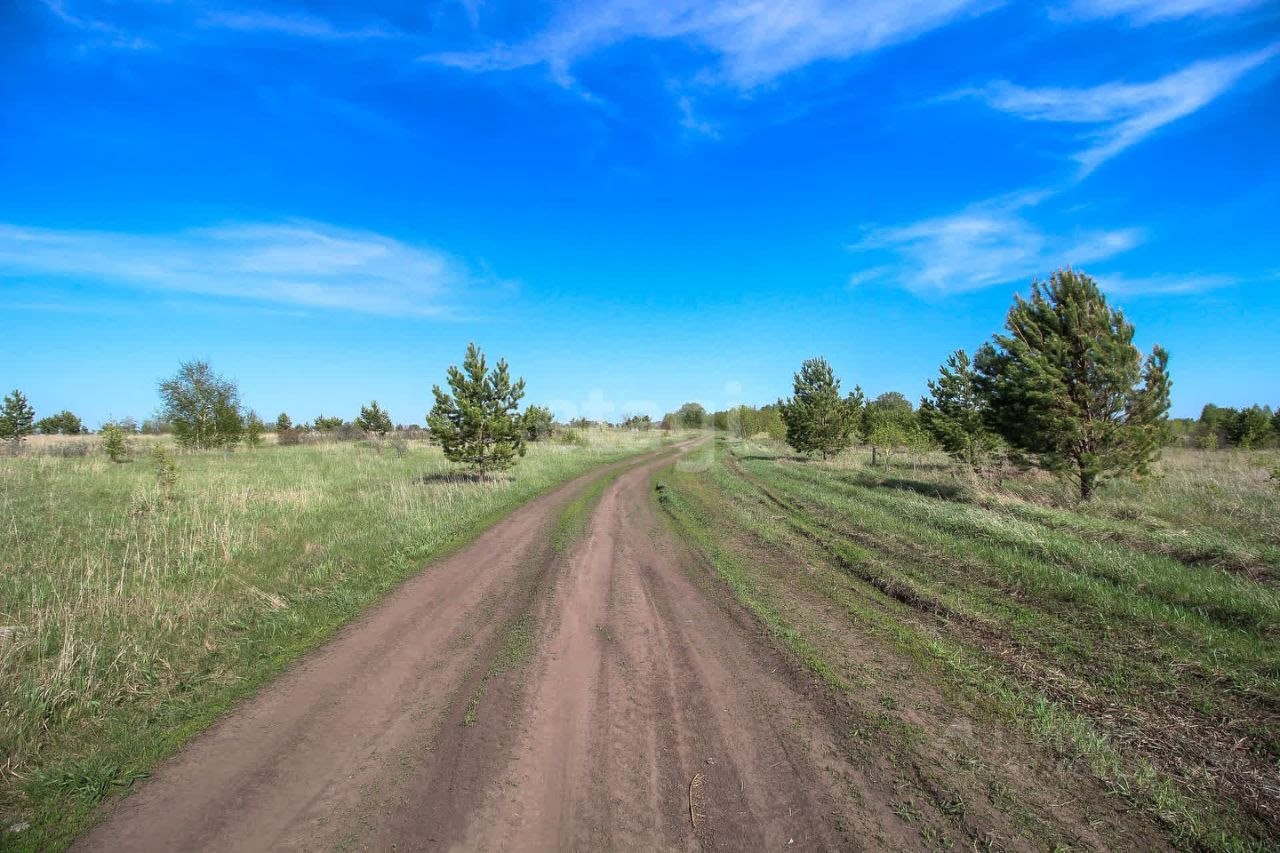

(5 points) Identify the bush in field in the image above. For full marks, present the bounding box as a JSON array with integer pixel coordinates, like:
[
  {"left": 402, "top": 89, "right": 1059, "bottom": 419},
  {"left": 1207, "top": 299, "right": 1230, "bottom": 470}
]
[
  {"left": 275, "top": 412, "right": 292, "bottom": 432},
  {"left": 779, "top": 358, "right": 863, "bottom": 460},
  {"left": 864, "top": 392, "right": 925, "bottom": 466},
  {"left": 36, "top": 410, "right": 87, "bottom": 435},
  {"left": 313, "top": 415, "right": 343, "bottom": 432},
  {"left": 0, "top": 389, "right": 35, "bottom": 448},
  {"left": 670, "top": 403, "right": 707, "bottom": 429},
  {"left": 356, "top": 401, "right": 393, "bottom": 438},
  {"left": 522, "top": 405, "right": 556, "bottom": 441},
  {"left": 244, "top": 411, "right": 266, "bottom": 448},
  {"left": 276, "top": 428, "right": 302, "bottom": 447},
  {"left": 158, "top": 360, "right": 245, "bottom": 450},
  {"left": 976, "top": 268, "right": 1170, "bottom": 501},
  {"left": 101, "top": 423, "right": 129, "bottom": 462},
  {"left": 151, "top": 445, "right": 178, "bottom": 496},
  {"left": 428, "top": 342, "right": 527, "bottom": 474},
  {"left": 919, "top": 350, "right": 1001, "bottom": 469},
  {"left": 620, "top": 413, "right": 653, "bottom": 431}
]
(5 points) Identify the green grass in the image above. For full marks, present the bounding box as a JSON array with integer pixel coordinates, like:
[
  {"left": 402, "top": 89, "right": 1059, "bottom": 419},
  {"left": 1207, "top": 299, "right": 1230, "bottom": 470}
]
[
  {"left": 0, "top": 429, "right": 669, "bottom": 849},
  {"left": 657, "top": 437, "right": 1280, "bottom": 851}
]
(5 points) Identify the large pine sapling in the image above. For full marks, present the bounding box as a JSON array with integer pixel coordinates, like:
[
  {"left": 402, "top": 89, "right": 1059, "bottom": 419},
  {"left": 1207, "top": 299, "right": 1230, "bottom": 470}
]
[
  {"left": 975, "top": 268, "right": 1170, "bottom": 501},
  {"left": 428, "top": 343, "right": 527, "bottom": 474},
  {"left": 778, "top": 357, "right": 863, "bottom": 460},
  {"left": 0, "top": 389, "right": 35, "bottom": 448},
  {"left": 919, "top": 349, "right": 1001, "bottom": 469}
]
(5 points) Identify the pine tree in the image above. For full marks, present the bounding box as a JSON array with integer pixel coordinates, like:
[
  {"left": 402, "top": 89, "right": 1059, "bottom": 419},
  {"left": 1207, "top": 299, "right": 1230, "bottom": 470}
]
[
  {"left": 275, "top": 412, "right": 293, "bottom": 432},
  {"left": 522, "top": 405, "right": 555, "bottom": 441},
  {"left": 778, "top": 357, "right": 863, "bottom": 460},
  {"left": 428, "top": 343, "right": 527, "bottom": 474},
  {"left": 0, "top": 389, "right": 36, "bottom": 447},
  {"left": 356, "top": 400, "right": 393, "bottom": 437},
  {"left": 975, "top": 268, "right": 1171, "bottom": 501},
  {"left": 919, "top": 350, "right": 1000, "bottom": 468}
]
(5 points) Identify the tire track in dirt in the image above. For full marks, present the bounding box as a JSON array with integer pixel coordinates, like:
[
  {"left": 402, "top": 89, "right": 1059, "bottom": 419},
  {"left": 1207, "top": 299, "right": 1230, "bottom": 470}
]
[{"left": 411, "top": 448, "right": 920, "bottom": 851}]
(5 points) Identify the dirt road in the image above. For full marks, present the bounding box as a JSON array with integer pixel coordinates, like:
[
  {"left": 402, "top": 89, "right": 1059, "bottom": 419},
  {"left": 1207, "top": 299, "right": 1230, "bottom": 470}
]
[{"left": 75, "top": 443, "right": 919, "bottom": 851}]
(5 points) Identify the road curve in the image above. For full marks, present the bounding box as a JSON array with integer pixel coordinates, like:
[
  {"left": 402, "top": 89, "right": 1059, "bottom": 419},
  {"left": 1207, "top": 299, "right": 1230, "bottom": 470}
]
[{"left": 75, "top": 442, "right": 914, "bottom": 852}]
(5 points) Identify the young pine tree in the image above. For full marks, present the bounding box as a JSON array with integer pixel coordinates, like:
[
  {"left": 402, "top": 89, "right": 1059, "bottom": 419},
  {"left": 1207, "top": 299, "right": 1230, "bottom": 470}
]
[
  {"left": 356, "top": 400, "right": 394, "bottom": 438},
  {"left": 975, "top": 268, "right": 1170, "bottom": 501},
  {"left": 778, "top": 357, "right": 863, "bottom": 460},
  {"left": 0, "top": 389, "right": 35, "bottom": 447},
  {"left": 918, "top": 349, "right": 1000, "bottom": 469},
  {"left": 428, "top": 343, "right": 527, "bottom": 474}
]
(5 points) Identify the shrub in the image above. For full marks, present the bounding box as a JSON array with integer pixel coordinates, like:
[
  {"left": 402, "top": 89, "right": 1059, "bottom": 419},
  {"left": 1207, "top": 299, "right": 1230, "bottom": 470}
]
[
  {"left": 244, "top": 411, "right": 266, "bottom": 448},
  {"left": 158, "top": 360, "right": 244, "bottom": 450},
  {"left": 276, "top": 428, "right": 302, "bottom": 447},
  {"left": 151, "top": 445, "right": 178, "bottom": 496},
  {"left": 101, "top": 424, "right": 129, "bottom": 463}
]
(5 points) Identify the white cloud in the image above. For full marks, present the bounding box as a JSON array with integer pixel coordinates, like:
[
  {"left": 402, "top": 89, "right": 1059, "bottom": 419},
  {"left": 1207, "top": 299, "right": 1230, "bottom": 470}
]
[
  {"left": 425, "top": 0, "right": 995, "bottom": 90},
  {"left": 849, "top": 198, "right": 1142, "bottom": 294},
  {"left": 1066, "top": 0, "right": 1267, "bottom": 23},
  {"left": 969, "top": 45, "right": 1279, "bottom": 174},
  {"left": 0, "top": 221, "right": 494, "bottom": 317}
]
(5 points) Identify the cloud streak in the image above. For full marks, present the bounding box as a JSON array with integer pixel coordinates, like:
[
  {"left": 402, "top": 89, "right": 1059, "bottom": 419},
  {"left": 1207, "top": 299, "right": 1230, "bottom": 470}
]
[
  {"left": 1066, "top": 0, "right": 1268, "bottom": 23},
  {"left": 848, "top": 198, "right": 1143, "bottom": 294},
  {"left": 967, "top": 45, "right": 1279, "bottom": 174},
  {"left": 425, "top": 0, "right": 994, "bottom": 90},
  {"left": 0, "top": 221, "right": 495, "bottom": 317}
]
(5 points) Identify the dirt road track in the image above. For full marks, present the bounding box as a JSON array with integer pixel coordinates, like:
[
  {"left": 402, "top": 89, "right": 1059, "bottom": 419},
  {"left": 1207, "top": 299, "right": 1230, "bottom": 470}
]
[{"left": 75, "top": 443, "right": 918, "bottom": 851}]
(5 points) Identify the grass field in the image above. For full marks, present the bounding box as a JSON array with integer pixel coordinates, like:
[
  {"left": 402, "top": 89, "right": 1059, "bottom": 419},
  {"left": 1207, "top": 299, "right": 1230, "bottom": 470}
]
[
  {"left": 0, "top": 429, "right": 668, "bottom": 847},
  {"left": 657, "top": 439, "right": 1280, "bottom": 851}
]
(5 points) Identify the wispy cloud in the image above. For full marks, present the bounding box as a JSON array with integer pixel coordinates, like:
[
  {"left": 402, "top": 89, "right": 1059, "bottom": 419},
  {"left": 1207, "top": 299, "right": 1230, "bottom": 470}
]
[
  {"left": 1065, "top": 0, "right": 1268, "bottom": 23},
  {"left": 40, "top": 0, "right": 154, "bottom": 50},
  {"left": 0, "top": 221, "right": 497, "bottom": 317},
  {"left": 966, "top": 45, "right": 1280, "bottom": 174},
  {"left": 201, "top": 10, "right": 398, "bottom": 41},
  {"left": 1091, "top": 272, "right": 1238, "bottom": 294},
  {"left": 848, "top": 197, "right": 1142, "bottom": 294},
  {"left": 425, "top": 0, "right": 995, "bottom": 90}
]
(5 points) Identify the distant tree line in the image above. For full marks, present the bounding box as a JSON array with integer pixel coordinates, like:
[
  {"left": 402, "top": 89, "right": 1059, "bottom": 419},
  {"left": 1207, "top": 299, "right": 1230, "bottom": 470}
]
[{"left": 1166, "top": 404, "right": 1280, "bottom": 450}]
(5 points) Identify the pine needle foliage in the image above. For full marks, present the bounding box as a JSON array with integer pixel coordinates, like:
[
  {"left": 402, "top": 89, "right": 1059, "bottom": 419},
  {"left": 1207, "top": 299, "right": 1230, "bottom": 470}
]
[
  {"left": 356, "top": 401, "right": 393, "bottom": 438},
  {"left": 975, "top": 268, "right": 1171, "bottom": 501},
  {"left": 919, "top": 349, "right": 1001, "bottom": 469},
  {"left": 428, "top": 343, "right": 527, "bottom": 474},
  {"left": 778, "top": 357, "right": 864, "bottom": 460}
]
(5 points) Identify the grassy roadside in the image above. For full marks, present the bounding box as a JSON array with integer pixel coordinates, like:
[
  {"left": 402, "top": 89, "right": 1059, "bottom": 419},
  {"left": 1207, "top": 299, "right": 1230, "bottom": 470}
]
[
  {"left": 0, "top": 430, "right": 672, "bottom": 850},
  {"left": 656, "top": 437, "right": 1279, "bottom": 851}
]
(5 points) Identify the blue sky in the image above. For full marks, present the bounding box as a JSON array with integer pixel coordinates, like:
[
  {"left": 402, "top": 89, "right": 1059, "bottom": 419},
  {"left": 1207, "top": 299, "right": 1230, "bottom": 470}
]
[{"left": 2, "top": 0, "right": 1278, "bottom": 426}]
